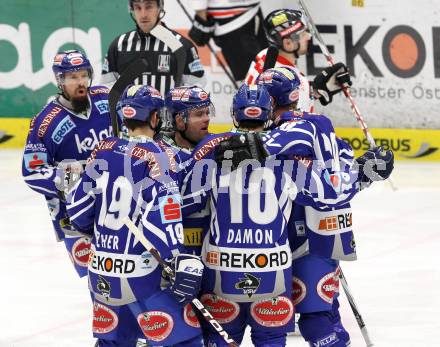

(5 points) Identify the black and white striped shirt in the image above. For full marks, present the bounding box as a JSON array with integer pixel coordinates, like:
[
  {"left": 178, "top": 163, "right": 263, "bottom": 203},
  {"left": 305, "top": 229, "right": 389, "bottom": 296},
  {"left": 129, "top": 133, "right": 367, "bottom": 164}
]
[{"left": 102, "top": 23, "right": 205, "bottom": 96}]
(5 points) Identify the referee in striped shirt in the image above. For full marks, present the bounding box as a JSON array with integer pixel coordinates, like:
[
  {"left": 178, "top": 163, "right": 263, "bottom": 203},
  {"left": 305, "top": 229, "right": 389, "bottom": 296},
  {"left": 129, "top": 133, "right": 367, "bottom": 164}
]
[{"left": 102, "top": 0, "right": 206, "bottom": 98}]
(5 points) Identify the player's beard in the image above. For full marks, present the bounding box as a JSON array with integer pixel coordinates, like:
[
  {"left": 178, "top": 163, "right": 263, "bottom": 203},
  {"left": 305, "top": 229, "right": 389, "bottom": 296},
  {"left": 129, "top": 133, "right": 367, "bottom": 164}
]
[{"left": 71, "top": 95, "right": 90, "bottom": 114}]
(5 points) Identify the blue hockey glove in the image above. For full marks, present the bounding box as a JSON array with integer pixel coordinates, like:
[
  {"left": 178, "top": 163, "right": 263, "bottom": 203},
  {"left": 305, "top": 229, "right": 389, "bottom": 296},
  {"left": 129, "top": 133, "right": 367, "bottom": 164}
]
[
  {"left": 168, "top": 254, "right": 204, "bottom": 305},
  {"left": 356, "top": 146, "right": 394, "bottom": 185}
]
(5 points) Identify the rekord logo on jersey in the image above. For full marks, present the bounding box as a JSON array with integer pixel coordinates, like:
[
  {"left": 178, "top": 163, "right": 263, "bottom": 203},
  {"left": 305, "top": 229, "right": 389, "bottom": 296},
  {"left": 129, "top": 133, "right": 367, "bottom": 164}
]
[
  {"left": 200, "top": 294, "right": 240, "bottom": 324},
  {"left": 292, "top": 277, "right": 306, "bottom": 306},
  {"left": 93, "top": 302, "right": 118, "bottom": 334},
  {"left": 318, "top": 212, "right": 352, "bottom": 232},
  {"left": 184, "top": 303, "right": 201, "bottom": 328},
  {"left": 244, "top": 107, "right": 262, "bottom": 118},
  {"left": 90, "top": 253, "right": 136, "bottom": 275},
  {"left": 234, "top": 273, "right": 261, "bottom": 298},
  {"left": 205, "top": 248, "right": 290, "bottom": 271},
  {"left": 51, "top": 116, "right": 76, "bottom": 144},
  {"left": 159, "top": 194, "right": 182, "bottom": 224},
  {"left": 72, "top": 237, "right": 92, "bottom": 267},
  {"left": 137, "top": 311, "right": 174, "bottom": 342},
  {"left": 96, "top": 275, "right": 111, "bottom": 301},
  {"left": 250, "top": 296, "right": 294, "bottom": 327}
]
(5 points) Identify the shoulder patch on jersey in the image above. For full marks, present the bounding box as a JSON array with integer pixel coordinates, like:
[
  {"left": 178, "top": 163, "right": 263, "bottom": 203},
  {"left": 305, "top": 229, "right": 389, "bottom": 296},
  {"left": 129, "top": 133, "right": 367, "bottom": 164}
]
[
  {"left": 94, "top": 100, "right": 110, "bottom": 115},
  {"left": 159, "top": 194, "right": 182, "bottom": 224},
  {"left": 189, "top": 59, "right": 203, "bottom": 73},
  {"left": 37, "top": 106, "right": 63, "bottom": 138},
  {"left": 23, "top": 152, "right": 48, "bottom": 172},
  {"left": 51, "top": 116, "right": 76, "bottom": 144}
]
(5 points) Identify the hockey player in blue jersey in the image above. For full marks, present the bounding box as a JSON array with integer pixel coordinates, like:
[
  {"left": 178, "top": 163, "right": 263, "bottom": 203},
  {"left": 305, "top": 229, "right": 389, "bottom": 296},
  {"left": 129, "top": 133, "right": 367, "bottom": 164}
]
[
  {"left": 161, "top": 85, "right": 215, "bottom": 254},
  {"left": 22, "top": 50, "right": 118, "bottom": 277},
  {"left": 66, "top": 84, "right": 205, "bottom": 347},
  {"left": 254, "top": 67, "right": 394, "bottom": 347},
  {"left": 181, "top": 82, "right": 379, "bottom": 347}
]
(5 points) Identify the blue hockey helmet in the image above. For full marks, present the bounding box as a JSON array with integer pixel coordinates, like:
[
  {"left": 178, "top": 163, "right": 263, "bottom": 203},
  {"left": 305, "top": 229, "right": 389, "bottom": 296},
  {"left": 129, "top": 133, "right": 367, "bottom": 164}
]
[
  {"left": 256, "top": 67, "right": 301, "bottom": 107},
  {"left": 52, "top": 50, "right": 94, "bottom": 87},
  {"left": 117, "top": 84, "right": 164, "bottom": 122},
  {"left": 165, "top": 86, "right": 214, "bottom": 122},
  {"left": 232, "top": 84, "right": 272, "bottom": 124}
]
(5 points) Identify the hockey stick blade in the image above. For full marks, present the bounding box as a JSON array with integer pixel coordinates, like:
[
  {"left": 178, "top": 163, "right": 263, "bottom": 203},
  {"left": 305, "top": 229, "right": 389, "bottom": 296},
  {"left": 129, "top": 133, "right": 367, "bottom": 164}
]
[
  {"left": 108, "top": 58, "right": 150, "bottom": 138},
  {"left": 123, "top": 217, "right": 239, "bottom": 347}
]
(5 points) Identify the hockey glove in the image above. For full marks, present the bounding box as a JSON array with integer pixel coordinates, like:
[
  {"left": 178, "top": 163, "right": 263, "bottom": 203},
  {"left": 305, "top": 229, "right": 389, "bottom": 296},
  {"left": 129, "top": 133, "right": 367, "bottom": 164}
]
[
  {"left": 56, "top": 161, "right": 84, "bottom": 202},
  {"left": 168, "top": 254, "right": 204, "bottom": 305},
  {"left": 214, "top": 133, "right": 268, "bottom": 171},
  {"left": 356, "top": 146, "right": 394, "bottom": 186},
  {"left": 189, "top": 14, "right": 215, "bottom": 46},
  {"left": 312, "top": 62, "right": 352, "bottom": 106}
]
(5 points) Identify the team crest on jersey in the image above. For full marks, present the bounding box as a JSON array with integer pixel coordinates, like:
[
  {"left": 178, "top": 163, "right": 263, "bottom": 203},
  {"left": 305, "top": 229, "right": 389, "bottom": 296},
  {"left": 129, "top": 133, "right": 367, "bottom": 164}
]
[
  {"left": 96, "top": 275, "right": 111, "bottom": 301},
  {"left": 250, "top": 296, "right": 294, "bottom": 327},
  {"left": 23, "top": 152, "right": 48, "bottom": 172},
  {"left": 200, "top": 294, "right": 240, "bottom": 324},
  {"left": 183, "top": 303, "right": 201, "bottom": 328},
  {"left": 235, "top": 273, "right": 261, "bottom": 298},
  {"left": 158, "top": 54, "right": 171, "bottom": 73},
  {"left": 93, "top": 302, "right": 118, "bottom": 334},
  {"left": 292, "top": 277, "right": 306, "bottom": 305},
  {"left": 294, "top": 220, "right": 306, "bottom": 236},
  {"left": 138, "top": 311, "right": 174, "bottom": 342},
  {"left": 159, "top": 194, "right": 182, "bottom": 223}
]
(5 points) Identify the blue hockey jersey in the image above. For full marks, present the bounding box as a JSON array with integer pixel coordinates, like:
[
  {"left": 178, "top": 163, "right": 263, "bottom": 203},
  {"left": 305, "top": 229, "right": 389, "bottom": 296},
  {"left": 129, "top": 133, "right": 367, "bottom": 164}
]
[
  {"left": 67, "top": 137, "right": 186, "bottom": 305},
  {"left": 267, "top": 111, "right": 358, "bottom": 261},
  {"left": 22, "top": 86, "right": 117, "bottom": 241},
  {"left": 182, "top": 118, "right": 361, "bottom": 302}
]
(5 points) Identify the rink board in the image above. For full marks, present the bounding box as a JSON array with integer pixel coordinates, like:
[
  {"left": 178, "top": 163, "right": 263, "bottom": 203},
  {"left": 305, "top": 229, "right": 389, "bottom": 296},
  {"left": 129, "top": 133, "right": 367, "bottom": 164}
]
[{"left": 1, "top": 117, "right": 439, "bottom": 161}]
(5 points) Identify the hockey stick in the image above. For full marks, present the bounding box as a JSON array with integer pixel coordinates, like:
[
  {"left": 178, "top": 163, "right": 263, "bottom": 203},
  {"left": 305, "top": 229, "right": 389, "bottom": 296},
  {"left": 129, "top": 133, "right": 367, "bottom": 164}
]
[
  {"left": 298, "top": 0, "right": 397, "bottom": 191},
  {"left": 123, "top": 217, "right": 239, "bottom": 347},
  {"left": 175, "top": 0, "right": 239, "bottom": 89},
  {"left": 108, "top": 58, "right": 151, "bottom": 137},
  {"left": 339, "top": 268, "right": 374, "bottom": 346},
  {"left": 298, "top": 0, "right": 376, "bottom": 148}
]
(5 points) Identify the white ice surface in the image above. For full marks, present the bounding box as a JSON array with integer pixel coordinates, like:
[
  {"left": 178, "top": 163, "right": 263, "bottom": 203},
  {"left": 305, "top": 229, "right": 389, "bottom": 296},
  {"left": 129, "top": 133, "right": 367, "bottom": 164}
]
[{"left": 1, "top": 149, "right": 439, "bottom": 347}]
